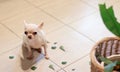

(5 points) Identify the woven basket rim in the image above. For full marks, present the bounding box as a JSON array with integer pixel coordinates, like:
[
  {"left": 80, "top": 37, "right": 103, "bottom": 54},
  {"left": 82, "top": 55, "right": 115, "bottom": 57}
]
[
  {"left": 107, "top": 55, "right": 120, "bottom": 60},
  {"left": 90, "top": 37, "right": 120, "bottom": 70}
]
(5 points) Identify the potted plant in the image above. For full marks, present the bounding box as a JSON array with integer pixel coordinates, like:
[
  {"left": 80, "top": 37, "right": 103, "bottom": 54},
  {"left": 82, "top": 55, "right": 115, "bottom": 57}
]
[
  {"left": 100, "top": 55, "right": 120, "bottom": 72},
  {"left": 90, "top": 3, "right": 120, "bottom": 72}
]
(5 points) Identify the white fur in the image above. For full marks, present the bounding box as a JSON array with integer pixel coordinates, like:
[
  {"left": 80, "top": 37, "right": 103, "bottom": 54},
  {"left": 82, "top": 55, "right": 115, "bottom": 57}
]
[
  {"left": 23, "top": 24, "right": 46, "bottom": 49},
  {"left": 22, "top": 22, "right": 49, "bottom": 59}
]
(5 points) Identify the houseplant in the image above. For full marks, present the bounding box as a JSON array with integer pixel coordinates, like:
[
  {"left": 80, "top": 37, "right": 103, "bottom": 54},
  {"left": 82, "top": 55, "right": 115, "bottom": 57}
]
[{"left": 90, "top": 4, "right": 120, "bottom": 72}]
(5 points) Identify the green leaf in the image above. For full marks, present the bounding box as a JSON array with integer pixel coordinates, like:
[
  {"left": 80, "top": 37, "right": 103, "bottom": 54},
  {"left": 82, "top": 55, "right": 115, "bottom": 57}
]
[
  {"left": 49, "top": 64, "right": 55, "bottom": 70},
  {"left": 61, "top": 61, "right": 67, "bottom": 65},
  {"left": 104, "top": 61, "right": 117, "bottom": 72},
  {"left": 51, "top": 42, "right": 58, "bottom": 49},
  {"left": 31, "top": 66, "right": 37, "bottom": 70},
  {"left": 99, "top": 4, "right": 120, "bottom": 37},
  {"left": 51, "top": 46, "right": 57, "bottom": 49},
  {"left": 99, "top": 56, "right": 112, "bottom": 64},
  {"left": 59, "top": 46, "right": 65, "bottom": 52},
  {"left": 9, "top": 56, "right": 14, "bottom": 59},
  {"left": 72, "top": 69, "right": 76, "bottom": 71},
  {"left": 54, "top": 42, "right": 57, "bottom": 44}
]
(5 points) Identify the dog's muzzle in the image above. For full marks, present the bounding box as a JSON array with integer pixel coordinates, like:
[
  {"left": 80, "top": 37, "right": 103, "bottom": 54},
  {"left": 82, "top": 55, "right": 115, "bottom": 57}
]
[{"left": 28, "top": 36, "right": 32, "bottom": 39}]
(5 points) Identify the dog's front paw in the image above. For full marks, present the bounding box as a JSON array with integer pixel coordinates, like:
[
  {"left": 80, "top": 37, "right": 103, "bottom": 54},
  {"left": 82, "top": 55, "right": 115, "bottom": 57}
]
[{"left": 45, "top": 55, "right": 49, "bottom": 60}]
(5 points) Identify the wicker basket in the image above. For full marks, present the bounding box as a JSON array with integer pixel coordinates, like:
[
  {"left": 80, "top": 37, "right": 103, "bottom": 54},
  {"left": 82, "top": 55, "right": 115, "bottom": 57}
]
[{"left": 90, "top": 37, "right": 120, "bottom": 72}]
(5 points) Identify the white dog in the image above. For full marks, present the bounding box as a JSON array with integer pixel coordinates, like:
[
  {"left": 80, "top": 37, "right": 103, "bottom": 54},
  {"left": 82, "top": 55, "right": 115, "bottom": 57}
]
[{"left": 22, "top": 21, "right": 49, "bottom": 60}]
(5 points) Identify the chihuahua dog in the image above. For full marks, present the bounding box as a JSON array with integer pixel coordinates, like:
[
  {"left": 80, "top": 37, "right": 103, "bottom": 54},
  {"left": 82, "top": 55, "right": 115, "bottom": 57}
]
[{"left": 22, "top": 21, "right": 49, "bottom": 60}]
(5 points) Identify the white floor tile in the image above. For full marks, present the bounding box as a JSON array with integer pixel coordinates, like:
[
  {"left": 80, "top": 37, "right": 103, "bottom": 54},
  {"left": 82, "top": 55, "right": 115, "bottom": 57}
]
[
  {"left": 105, "top": 0, "right": 119, "bottom": 7},
  {"left": 40, "top": 0, "right": 96, "bottom": 24},
  {"left": 112, "top": 1, "right": 120, "bottom": 22},
  {"left": 0, "top": 44, "right": 61, "bottom": 72},
  {"left": 0, "top": 24, "right": 21, "bottom": 54},
  {"left": 19, "top": 45, "right": 61, "bottom": 72},
  {"left": 0, "top": 0, "right": 32, "bottom": 20},
  {"left": 81, "top": 0, "right": 106, "bottom": 9},
  {"left": 69, "top": 12, "right": 115, "bottom": 42},
  {"left": 1, "top": 8, "right": 64, "bottom": 38},
  {"left": 0, "top": 47, "right": 23, "bottom": 72},
  {"left": 81, "top": 0, "right": 119, "bottom": 10},
  {"left": 64, "top": 55, "right": 90, "bottom": 72},
  {"left": 26, "top": 0, "right": 53, "bottom": 6},
  {"left": 46, "top": 26, "right": 94, "bottom": 67}
]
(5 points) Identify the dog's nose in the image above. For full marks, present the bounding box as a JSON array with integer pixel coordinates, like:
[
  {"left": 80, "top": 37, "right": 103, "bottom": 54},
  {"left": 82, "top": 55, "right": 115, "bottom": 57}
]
[{"left": 28, "top": 36, "right": 32, "bottom": 39}]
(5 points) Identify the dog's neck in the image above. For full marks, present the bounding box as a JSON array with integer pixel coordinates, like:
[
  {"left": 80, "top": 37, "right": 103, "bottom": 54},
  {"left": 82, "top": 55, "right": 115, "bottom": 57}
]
[{"left": 27, "top": 36, "right": 43, "bottom": 48}]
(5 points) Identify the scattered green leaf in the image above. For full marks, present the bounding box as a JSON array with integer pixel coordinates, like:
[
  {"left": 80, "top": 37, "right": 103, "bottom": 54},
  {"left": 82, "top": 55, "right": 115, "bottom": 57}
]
[
  {"left": 9, "top": 56, "right": 14, "bottom": 59},
  {"left": 72, "top": 69, "right": 75, "bottom": 71},
  {"left": 49, "top": 64, "right": 55, "bottom": 70},
  {"left": 54, "top": 42, "right": 57, "bottom": 44},
  {"left": 51, "top": 42, "right": 58, "bottom": 49},
  {"left": 31, "top": 66, "right": 37, "bottom": 70},
  {"left": 61, "top": 61, "right": 67, "bottom": 65},
  {"left": 51, "top": 46, "right": 57, "bottom": 49},
  {"left": 99, "top": 4, "right": 120, "bottom": 37},
  {"left": 59, "top": 46, "right": 65, "bottom": 52}
]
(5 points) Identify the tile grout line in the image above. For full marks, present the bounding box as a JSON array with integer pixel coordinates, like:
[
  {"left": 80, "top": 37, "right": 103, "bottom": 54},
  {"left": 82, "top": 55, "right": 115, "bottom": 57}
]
[
  {"left": 62, "top": 53, "right": 89, "bottom": 69},
  {"left": 38, "top": 8, "right": 96, "bottom": 43},
  {"left": 0, "top": 13, "right": 20, "bottom": 22},
  {"left": 49, "top": 59, "right": 67, "bottom": 72},
  {"left": 65, "top": 24, "right": 96, "bottom": 43},
  {"left": 80, "top": 0, "right": 98, "bottom": 10},
  {"left": 0, "top": 23, "right": 22, "bottom": 55},
  {"left": 0, "top": 45, "right": 66, "bottom": 72},
  {"left": 46, "top": 25, "right": 65, "bottom": 34},
  {"left": 64, "top": 11, "right": 97, "bottom": 24},
  {"left": 24, "top": 0, "right": 96, "bottom": 43},
  {"left": 0, "top": 0, "right": 35, "bottom": 22},
  {"left": 67, "top": 10, "right": 97, "bottom": 24},
  {"left": 24, "top": 0, "right": 66, "bottom": 24},
  {"left": 0, "top": 44, "right": 21, "bottom": 55},
  {"left": 44, "top": 7, "right": 98, "bottom": 42},
  {"left": 1, "top": 23, "right": 22, "bottom": 39},
  {"left": 25, "top": 0, "right": 98, "bottom": 24}
]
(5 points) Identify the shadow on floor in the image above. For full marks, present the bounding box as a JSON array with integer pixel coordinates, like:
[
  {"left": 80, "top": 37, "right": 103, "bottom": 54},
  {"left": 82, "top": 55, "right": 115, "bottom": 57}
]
[{"left": 20, "top": 46, "right": 44, "bottom": 70}]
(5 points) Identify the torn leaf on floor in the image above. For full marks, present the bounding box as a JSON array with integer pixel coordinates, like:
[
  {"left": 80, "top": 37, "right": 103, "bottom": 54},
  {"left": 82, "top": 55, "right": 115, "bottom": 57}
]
[
  {"left": 51, "top": 42, "right": 58, "bottom": 49},
  {"left": 51, "top": 45, "right": 57, "bottom": 49},
  {"left": 49, "top": 64, "right": 55, "bottom": 70},
  {"left": 54, "top": 42, "right": 57, "bottom": 44},
  {"left": 59, "top": 45, "right": 65, "bottom": 52},
  {"left": 72, "top": 69, "right": 76, "bottom": 71},
  {"left": 61, "top": 61, "right": 67, "bottom": 65},
  {"left": 9, "top": 56, "right": 14, "bottom": 59}
]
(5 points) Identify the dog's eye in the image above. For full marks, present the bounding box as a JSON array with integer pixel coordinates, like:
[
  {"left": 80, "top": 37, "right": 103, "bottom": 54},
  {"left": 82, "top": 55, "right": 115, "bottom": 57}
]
[
  {"left": 33, "top": 32, "right": 37, "bottom": 35},
  {"left": 24, "top": 31, "right": 28, "bottom": 35}
]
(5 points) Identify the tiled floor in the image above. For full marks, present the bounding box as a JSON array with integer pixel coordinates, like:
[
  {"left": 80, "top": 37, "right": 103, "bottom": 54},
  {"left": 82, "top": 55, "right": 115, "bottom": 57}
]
[{"left": 0, "top": 0, "right": 119, "bottom": 72}]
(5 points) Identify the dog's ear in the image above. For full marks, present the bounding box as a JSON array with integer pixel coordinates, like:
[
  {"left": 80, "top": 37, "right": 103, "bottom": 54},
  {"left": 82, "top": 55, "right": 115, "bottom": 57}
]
[
  {"left": 38, "top": 22, "right": 44, "bottom": 29},
  {"left": 24, "top": 20, "right": 28, "bottom": 29}
]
